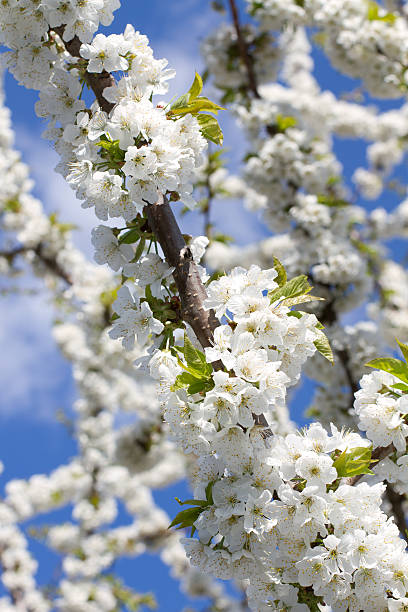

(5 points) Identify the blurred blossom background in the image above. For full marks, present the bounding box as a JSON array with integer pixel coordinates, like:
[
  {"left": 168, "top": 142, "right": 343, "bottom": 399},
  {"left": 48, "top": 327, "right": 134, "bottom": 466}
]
[{"left": 0, "top": 0, "right": 407, "bottom": 608}]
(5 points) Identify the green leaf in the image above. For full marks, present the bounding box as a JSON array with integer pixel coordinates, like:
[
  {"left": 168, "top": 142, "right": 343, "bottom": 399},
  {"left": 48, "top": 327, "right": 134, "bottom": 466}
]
[
  {"left": 365, "top": 357, "right": 408, "bottom": 384},
  {"left": 184, "top": 334, "right": 204, "bottom": 367},
  {"left": 169, "top": 506, "right": 205, "bottom": 530},
  {"left": 133, "top": 236, "right": 146, "bottom": 264},
  {"left": 367, "top": 0, "right": 396, "bottom": 23},
  {"left": 269, "top": 275, "right": 312, "bottom": 303},
  {"left": 391, "top": 382, "right": 408, "bottom": 393},
  {"left": 4, "top": 198, "right": 21, "bottom": 213},
  {"left": 205, "top": 481, "right": 214, "bottom": 505},
  {"left": 333, "top": 446, "right": 374, "bottom": 478},
  {"left": 175, "top": 497, "right": 208, "bottom": 507},
  {"left": 314, "top": 329, "right": 334, "bottom": 364},
  {"left": 275, "top": 114, "right": 297, "bottom": 132},
  {"left": 119, "top": 228, "right": 141, "bottom": 244},
  {"left": 273, "top": 256, "right": 287, "bottom": 287},
  {"left": 187, "top": 380, "right": 211, "bottom": 394},
  {"left": 287, "top": 311, "right": 303, "bottom": 319},
  {"left": 188, "top": 72, "right": 203, "bottom": 100},
  {"left": 282, "top": 294, "right": 324, "bottom": 308},
  {"left": 170, "top": 97, "right": 224, "bottom": 117},
  {"left": 317, "top": 195, "right": 349, "bottom": 207},
  {"left": 397, "top": 339, "right": 408, "bottom": 364},
  {"left": 171, "top": 93, "right": 190, "bottom": 111},
  {"left": 197, "top": 114, "right": 224, "bottom": 145}
]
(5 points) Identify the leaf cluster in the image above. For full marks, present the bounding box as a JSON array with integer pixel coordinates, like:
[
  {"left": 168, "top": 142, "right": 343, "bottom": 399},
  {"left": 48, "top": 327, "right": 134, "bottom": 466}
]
[
  {"left": 168, "top": 73, "right": 224, "bottom": 145},
  {"left": 269, "top": 261, "right": 333, "bottom": 364},
  {"left": 333, "top": 446, "right": 375, "bottom": 478},
  {"left": 171, "top": 334, "right": 214, "bottom": 395}
]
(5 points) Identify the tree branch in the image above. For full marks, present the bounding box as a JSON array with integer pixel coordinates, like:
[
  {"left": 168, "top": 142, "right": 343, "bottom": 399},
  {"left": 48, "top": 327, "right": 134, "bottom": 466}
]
[
  {"left": 0, "top": 244, "right": 72, "bottom": 285},
  {"left": 52, "top": 27, "right": 115, "bottom": 114},
  {"left": 227, "top": 0, "right": 260, "bottom": 98},
  {"left": 145, "top": 193, "right": 219, "bottom": 349},
  {"left": 386, "top": 483, "right": 408, "bottom": 542},
  {"left": 52, "top": 29, "right": 272, "bottom": 436}
]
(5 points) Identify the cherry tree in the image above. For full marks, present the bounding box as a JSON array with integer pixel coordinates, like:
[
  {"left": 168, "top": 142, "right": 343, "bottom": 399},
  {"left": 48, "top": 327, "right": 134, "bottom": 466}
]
[{"left": 1, "top": 0, "right": 408, "bottom": 610}]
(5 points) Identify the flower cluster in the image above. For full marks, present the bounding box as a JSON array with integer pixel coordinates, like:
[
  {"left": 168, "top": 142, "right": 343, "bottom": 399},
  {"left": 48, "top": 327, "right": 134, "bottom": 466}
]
[
  {"left": 180, "top": 420, "right": 408, "bottom": 611},
  {"left": 0, "top": 68, "right": 245, "bottom": 611},
  {"left": 353, "top": 364, "right": 408, "bottom": 500},
  {"left": 247, "top": 0, "right": 408, "bottom": 98},
  {"left": 3, "top": 0, "right": 408, "bottom": 608}
]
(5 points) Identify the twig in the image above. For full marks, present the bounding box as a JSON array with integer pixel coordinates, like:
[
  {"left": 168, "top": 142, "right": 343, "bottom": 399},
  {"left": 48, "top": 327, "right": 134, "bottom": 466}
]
[
  {"left": 0, "top": 244, "right": 72, "bottom": 285},
  {"left": 386, "top": 483, "right": 408, "bottom": 543},
  {"left": 227, "top": 0, "right": 260, "bottom": 98}
]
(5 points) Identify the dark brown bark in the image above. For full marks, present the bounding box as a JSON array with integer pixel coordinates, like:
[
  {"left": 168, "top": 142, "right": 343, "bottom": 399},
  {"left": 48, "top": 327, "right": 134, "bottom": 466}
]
[
  {"left": 52, "top": 27, "right": 115, "bottom": 114},
  {"left": 145, "top": 193, "right": 219, "bottom": 349},
  {"left": 49, "top": 27, "right": 278, "bottom": 437}
]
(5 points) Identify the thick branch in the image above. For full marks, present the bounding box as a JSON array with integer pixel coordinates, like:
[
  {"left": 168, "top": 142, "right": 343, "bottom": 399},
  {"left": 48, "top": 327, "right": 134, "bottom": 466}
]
[
  {"left": 33, "top": 245, "right": 73, "bottom": 285},
  {"left": 52, "top": 27, "right": 115, "bottom": 114},
  {"left": 145, "top": 194, "right": 219, "bottom": 349},
  {"left": 227, "top": 0, "right": 260, "bottom": 98}
]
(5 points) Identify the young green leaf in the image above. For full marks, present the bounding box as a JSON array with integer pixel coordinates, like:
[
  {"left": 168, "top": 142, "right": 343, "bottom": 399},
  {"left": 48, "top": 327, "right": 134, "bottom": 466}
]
[
  {"left": 365, "top": 357, "right": 408, "bottom": 384},
  {"left": 169, "top": 506, "right": 205, "bottom": 530},
  {"left": 205, "top": 481, "right": 214, "bottom": 505},
  {"left": 175, "top": 497, "right": 208, "bottom": 507},
  {"left": 314, "top": 329, "right": 334, "bottom": 364},
  {"left": 188, "top": 72, "right": 203, "bottom": 100},
  {"left": 397, "top": 339, "right": 408, "bottom": 364},
  {"left": 197, "top": 114, "right": 224, "bottom": 145},
  {"left": 273, "top": 256, "right": 287, "bottom": 287},
  {"left": 391, "top": 382, "right": 408, "bottom": 393},
  {"left": 367, "top": 0, "right": 396, "bottom": 22},
  {"left": 269, "top": 275, "right": 312, "bottom": 303},
  {"left": 333, "top": 447, "right": 374, "bottom": 478},
  {"left": 281, "top": 294, "right": 324, "bottom": 308},
  {"left": 119, "top": 228, "right": 141, "bottom": 244}
]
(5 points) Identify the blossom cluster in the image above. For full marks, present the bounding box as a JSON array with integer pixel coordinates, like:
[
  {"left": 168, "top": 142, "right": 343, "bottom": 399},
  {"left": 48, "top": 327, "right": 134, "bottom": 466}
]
[
  {"left": 0, "top": 0, "right": 208, "bottom": 284},
  {"left": 246, "top": 0, "right": 408, "bottom": 98},
  {"left": 353, "top": 368, "right": 408, "bottom": 499},
  {"left": 2, "top": 0, "right": 408, "bottom": 608},
  {"left": 0, "top": 69, "right": 244, "bottom": 611}
]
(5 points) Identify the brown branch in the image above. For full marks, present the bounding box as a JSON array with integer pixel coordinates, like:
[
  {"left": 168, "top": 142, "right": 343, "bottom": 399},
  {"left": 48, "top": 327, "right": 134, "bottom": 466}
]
[
  {"left": 0, "top": 244, "right": 72, "bottom": 285},
  {"left": 52, "top": 28, "right": 272, "bottom": 436},
  {"left": 145, "top": 194, "right": 219, "bottom": 349},
  {"left": 52, "top": 27, "right": 115, "bottom": 114},
  {"left": 33, "top": 245, "right": 73, "bottom": 285},
  {"left": 386, "top": 483, "right": 408, "bottom": 542},
  {"left": 227, "top": 0, "right": 260, "bottom": 98}
]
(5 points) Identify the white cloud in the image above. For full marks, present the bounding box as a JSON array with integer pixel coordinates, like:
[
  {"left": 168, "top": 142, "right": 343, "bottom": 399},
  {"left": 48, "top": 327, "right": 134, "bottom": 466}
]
[{"left": 0, "top": 290, "right": 74, "bottom": 420}]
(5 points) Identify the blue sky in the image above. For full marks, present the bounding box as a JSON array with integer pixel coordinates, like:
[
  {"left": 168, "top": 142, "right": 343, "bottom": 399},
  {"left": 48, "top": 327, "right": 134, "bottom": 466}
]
[{"left": 1, "top": 1, "right": 407, "bottom": 609}]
